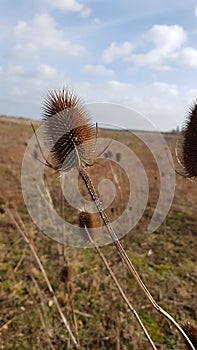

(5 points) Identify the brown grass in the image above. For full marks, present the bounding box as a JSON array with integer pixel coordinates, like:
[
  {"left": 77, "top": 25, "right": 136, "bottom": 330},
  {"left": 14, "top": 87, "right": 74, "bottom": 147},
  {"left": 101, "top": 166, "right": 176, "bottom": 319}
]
[{"left": 0, "top": 115, "right": 197, "bottom": 349}]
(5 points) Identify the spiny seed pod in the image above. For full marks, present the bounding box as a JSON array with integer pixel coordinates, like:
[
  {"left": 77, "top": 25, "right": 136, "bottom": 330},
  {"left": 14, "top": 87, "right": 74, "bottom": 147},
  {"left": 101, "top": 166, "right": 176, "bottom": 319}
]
[
  {"left": 42, "top": 89, "right": 96, "bottom": 171},
  {"left": 79, "top": 211, "right": 101, "bottom": 242},
  {"left": 60, "top": 264, "right": 72, "bottom": 284},
  {"left": 59, "top": 264, "right": 74, "bottom": 295},
  {"left": 42, "top": 89, "right": 79, "bottom": 119},
  {"left": 58, "top": 295, "right": 67, "bottom": 306},
  {"left": 177, "top": 101, "right": 197, "bottom": 180},
  {"left": 182, "top": 320, "right": 197, "bottom": 350}
]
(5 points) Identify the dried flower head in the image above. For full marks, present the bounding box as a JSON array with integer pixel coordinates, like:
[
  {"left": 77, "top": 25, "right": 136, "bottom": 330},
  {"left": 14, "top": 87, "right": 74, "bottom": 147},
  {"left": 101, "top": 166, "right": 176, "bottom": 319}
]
[
  {"left": 59, "top": 264, "right": 74, "bottom": 295},
  {"left": 182, "top": 320, "right": 197, "bottom": 350},
  {"left": 60, "top": 264, "right": 72, "bottom": 284},
  {"left": 176, "top": 101, "right": 197, "bottom": 180},
  {"left": 42, "top": 88, "right": 96, "bottom": 171},
  {"left": 79, "top": 211, "right": 101, "bottom": 242}
]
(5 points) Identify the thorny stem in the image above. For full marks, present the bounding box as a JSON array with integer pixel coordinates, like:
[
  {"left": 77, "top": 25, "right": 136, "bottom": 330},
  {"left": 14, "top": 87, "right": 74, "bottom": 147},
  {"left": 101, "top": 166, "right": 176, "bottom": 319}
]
[
  {"left": 84, "top": 225, "right": 157, "bottom": 350},
  {"left": 7, "top": 208, "right": 79, "bottom": 350},
  {"left": 80, "top": 167, "right": 196, "bottom": 350}
]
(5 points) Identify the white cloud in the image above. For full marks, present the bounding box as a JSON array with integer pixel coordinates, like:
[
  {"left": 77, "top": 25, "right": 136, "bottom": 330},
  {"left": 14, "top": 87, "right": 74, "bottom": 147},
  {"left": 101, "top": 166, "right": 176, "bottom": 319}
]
[
  {"left": 78, "top": 80, "right": 180, "bottom": 104},
  {"left": 0, "top": 65, "right": 194, "bottom": 131},
  {"left": 102, "top": 42, "right": 133, "bottom": 63},
  {"left": 71, "top": 79, "right": 185, "bottom": 130},
  {"left": 7, "top": 43, "right": 38, "bottom": 60},
  {"left": 102, "top": 25, "right": 187, "bottom": 70},
  {"left": 152, "top": 82, "right": 178, "bottom": 96},
  {"left": 42, "top": 0, "right": 91, "bottom": 17},
  {"left": 145, "top": 24, "right": 186, "bottom": 52},
  {"left": 7, "top": 13, "right": 85, "bottom": 59},
  {"left": 0, "top": 65, "right": 25, "bottom": 85},
  {"left": 186, "top": 88, "right": 197, "bottom": 101},
  {"left": 0, "top": 64, "right": 57, "bottom": 83},
  {"left": 129, "top": 25, "right": 186, "bottom": 69},
  {"left": 194, "top": 6, "right": 197, "bottom": 17},
  {"left": 0, "top": 63, "right": 66, "bottom": 119},
  {"left": 83, "top": 64, "right": 114, "bottom": 76},
  {"left": 130, "top": 24, "right": 197, "bottom": 70},
  {"left": 173, "top": 47, "right": 197, "bottom": 68},
  {"left": 35, "top": 64, "right": 57, "bottom": 78}
]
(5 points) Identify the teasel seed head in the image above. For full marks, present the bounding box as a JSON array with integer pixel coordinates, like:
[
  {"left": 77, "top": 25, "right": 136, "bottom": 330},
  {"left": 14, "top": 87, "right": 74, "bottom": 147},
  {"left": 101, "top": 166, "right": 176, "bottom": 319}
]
[
  {"left": 60, "top": 264, "right": 72, "bottom": 284},
  {"left": 79, "top": 211, "right": 101, "bottom": 242},
  {"left": 42, "top": 88, "right": 96, "bottom": 172},
  {"left": 176, "top": 101, "right": 197, "bottom": 180},
  {"left": 60, "top": 264, "right": 74, "bottom": 294},
  {"left": 181, "top": 320, "right": 197, "bottom": 350}
]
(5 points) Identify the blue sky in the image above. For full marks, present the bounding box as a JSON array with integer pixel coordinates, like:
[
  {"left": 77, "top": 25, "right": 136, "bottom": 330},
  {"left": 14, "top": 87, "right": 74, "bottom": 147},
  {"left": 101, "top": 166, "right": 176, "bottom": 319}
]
[{"left": 0, "top": 0, "right": 197, "bottom": 130}]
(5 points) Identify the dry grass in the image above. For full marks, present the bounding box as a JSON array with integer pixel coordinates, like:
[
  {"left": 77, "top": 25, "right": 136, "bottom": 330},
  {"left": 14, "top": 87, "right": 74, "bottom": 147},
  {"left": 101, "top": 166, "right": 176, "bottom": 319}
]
[{"left": 0, "top": 116, "right": 196, "bottom": 349}]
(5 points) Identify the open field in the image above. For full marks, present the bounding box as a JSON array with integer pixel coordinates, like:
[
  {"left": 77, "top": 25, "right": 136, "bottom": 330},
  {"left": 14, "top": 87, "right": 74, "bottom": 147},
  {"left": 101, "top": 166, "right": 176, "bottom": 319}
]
[{"left": 0, "top": 115, "right": 196, "bottom": 349}]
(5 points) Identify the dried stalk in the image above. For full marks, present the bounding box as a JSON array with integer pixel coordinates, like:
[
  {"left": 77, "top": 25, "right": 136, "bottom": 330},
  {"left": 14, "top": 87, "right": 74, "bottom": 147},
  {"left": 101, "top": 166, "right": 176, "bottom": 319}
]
[
  {"left": 80, "top": 167, "right": 196, "bottom": 350},
  {"left": 41, "top": 88, "right": 196, "bottom": 350},
  {"left": 7, "top": 208, "right": 79, "bottom": 349},
  {"left": 81, "top": 216, "right": 157, "bottom": 350}
]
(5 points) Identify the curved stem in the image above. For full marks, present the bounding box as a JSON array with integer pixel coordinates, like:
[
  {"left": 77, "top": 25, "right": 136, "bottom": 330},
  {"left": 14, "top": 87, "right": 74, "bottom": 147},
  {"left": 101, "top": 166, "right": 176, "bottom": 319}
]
[
  {"left": 7, "top": 209, "right": 79, "bottom": 349},
  {"left": 84, "top": 225, "right": 157, "bottom": 350},
  {"left": 80, "top": 167, "right": 196, "bottom": 350}
]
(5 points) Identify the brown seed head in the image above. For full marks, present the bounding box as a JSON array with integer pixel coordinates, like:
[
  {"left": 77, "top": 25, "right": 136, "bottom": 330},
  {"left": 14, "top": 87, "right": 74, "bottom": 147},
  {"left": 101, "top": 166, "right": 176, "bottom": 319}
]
[
  {"left": 42, "top": 88, "right": 96, "bottom": 171},
  {"left": 59, "top": 264, "right": 74, "bottom": 295},
  {"left": 79, "top": 211, "right": 101, "bottom": 242},
  {"left": 42, "top": 89, "right": 79, "bottom": 120},
  {"left": 60, "top": 264, "right": 72, "bottom": 284},
  {"left": 182, "top": 320, "right": 197, "bottom": 350},
  {"left": 177, "top": 101, "right": 197, "bottom": 180}
]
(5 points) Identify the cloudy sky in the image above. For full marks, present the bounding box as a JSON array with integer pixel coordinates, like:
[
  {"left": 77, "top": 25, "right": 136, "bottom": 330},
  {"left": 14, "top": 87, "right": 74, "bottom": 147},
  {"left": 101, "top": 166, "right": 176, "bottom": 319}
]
[{"left": 0, "top": 0, "right": 197, "bottom": 130}]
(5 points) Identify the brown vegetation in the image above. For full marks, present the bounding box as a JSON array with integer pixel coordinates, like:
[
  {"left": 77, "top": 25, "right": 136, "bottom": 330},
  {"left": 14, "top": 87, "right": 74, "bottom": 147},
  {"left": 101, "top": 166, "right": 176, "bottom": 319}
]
[{"left": 0, "top": 115, "right": 196, "bottom": 349}]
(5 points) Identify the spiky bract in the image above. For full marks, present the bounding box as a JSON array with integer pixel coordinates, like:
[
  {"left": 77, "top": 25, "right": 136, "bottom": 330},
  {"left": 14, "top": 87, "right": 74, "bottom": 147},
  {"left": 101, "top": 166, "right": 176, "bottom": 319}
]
[
  {"left": 42, "top": 89, "right": 96, "bottom": 171},
  {"left": 177, "top": 102, "right": 197, "bottom": 180}
]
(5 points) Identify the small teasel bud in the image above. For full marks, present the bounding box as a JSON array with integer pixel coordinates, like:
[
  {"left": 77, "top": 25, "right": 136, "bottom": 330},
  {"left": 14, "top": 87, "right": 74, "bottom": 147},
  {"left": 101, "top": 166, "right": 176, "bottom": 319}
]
[
  {"left": 182, "top": 320, "right": 197, "bottom": 350},
  {"left": 60, "top": 264, "right": 72, "bottom": 284},
  {"left": 79, "top": 211, "right": 101, "bottom": 242},
  {"left": 60, "top": 264, "right": 74, "bottom": 295},
  {"left": 177, "top": 101, "right": 197, "bottom": 180},
  {"left": 42, "top": 88, "right": 96, "bottom": 172},
  {"left": 58, "top": 295, "right": 67, "bottom": 307}
]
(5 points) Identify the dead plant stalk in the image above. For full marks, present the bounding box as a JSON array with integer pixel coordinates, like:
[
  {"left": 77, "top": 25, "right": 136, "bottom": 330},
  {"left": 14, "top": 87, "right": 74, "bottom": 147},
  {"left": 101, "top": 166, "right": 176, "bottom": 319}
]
[{"left": 6, "top": 208, "right": 79, "bottom": 350}]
